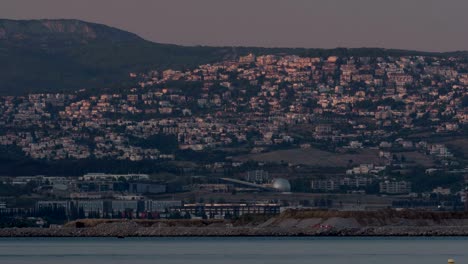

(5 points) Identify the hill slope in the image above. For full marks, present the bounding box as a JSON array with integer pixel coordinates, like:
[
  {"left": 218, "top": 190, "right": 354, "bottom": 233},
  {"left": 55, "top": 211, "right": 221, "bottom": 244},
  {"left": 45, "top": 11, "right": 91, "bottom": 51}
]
[
  {"left": 0, "top": 19, "right": 467, "bottom": 95},
  {"left": 0, "top": 19, "right": 238, "bottom": 95}
]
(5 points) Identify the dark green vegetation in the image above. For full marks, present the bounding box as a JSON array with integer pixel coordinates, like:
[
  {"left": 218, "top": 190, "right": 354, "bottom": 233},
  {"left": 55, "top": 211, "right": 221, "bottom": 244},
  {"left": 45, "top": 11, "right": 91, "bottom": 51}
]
[
  {"left": 0, "top": 19, "right": 234, "bottom": 95},
  {"left": 0, "top": 145, "right": 228, "bottom": 176},
  {"left": 1, "top": 19, "right": 467, "bottom": 95},
  {"left": 407, "top": 167, "right": 464, "bottom": 193},
  {"left": 0, "top": 154, "right": 179, "bottom": 176},
  {"left": 128, "top": 134, "right": 179, "bottom": 152}
]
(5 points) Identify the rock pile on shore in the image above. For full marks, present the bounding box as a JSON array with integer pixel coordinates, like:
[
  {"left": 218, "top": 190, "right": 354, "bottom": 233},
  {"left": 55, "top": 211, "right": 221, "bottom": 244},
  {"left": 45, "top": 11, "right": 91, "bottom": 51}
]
[{"left": 1, "top": 210, "right": 468, "bottom": 237}]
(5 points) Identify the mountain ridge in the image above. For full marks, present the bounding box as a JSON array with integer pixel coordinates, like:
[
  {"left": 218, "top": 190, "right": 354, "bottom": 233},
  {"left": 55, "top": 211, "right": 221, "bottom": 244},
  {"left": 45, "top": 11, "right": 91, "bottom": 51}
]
[
  {"left": 0, "top": 19, "right": 466, "bottom": 95},
  {"left": 0, "top": 19, "right": 143, "bottom": 44}
]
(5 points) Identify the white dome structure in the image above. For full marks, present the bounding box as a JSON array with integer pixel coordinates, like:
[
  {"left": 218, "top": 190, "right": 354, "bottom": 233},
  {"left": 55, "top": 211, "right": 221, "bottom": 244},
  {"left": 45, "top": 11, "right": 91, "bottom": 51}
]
[{"left": 272, "top": 178, "right": 291, "bottom": 192}]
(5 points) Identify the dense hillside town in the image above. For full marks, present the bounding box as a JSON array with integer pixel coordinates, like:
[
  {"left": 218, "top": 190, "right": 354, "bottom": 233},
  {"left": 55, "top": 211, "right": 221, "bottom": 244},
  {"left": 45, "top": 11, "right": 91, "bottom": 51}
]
[{"left": 1, "top": 54, "right": 466, "bottom": 159}]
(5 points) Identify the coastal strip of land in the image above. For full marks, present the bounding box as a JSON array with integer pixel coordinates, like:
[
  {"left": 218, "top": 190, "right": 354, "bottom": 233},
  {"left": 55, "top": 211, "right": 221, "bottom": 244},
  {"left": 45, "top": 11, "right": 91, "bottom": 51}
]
[{"left": 1, "top": 210, "right": 468, "bottom": 237}]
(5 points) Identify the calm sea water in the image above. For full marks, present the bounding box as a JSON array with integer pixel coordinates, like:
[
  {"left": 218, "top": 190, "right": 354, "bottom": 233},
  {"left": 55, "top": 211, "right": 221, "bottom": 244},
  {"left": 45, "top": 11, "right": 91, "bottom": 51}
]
[{"left": 0, "top": 237, "right": 466, "bottom": 264}]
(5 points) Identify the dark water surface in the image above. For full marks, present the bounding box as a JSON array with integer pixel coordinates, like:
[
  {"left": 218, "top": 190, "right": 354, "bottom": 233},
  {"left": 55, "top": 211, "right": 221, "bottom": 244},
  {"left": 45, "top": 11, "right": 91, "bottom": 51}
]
[{"left": 0, "top": 237, "right": 466, "bottom": 264}]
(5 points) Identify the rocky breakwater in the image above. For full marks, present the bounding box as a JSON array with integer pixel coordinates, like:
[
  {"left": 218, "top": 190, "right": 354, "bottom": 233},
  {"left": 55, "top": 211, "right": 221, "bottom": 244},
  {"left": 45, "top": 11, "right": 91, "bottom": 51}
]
[
  {"left": 1, "top": 210, "right": 468, "bottom": 237},
  {"left": 261, "top": 209, "right": 468, "bottom": 236}
]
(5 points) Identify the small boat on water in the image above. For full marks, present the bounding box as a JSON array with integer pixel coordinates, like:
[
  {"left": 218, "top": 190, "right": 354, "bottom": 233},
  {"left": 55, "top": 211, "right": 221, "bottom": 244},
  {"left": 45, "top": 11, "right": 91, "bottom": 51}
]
[{"left": 117, "top": 236, "right": 125, "bottom": 239}]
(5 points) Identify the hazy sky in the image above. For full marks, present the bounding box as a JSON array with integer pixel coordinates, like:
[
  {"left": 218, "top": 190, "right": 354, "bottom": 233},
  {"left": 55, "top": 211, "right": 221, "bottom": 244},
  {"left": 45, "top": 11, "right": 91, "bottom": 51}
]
[{"left": 1, "top": 0, "right": 467, "bottom": 52}]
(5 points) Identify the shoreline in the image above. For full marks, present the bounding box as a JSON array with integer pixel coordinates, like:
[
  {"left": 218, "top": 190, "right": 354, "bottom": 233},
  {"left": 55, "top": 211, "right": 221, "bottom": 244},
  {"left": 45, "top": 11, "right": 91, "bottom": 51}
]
[
  {"left": 1, "top": 226, "right": 468, "bottom": 237},
  {"left": 3, "top": 210, "right": 468, "bottom": 238}
]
